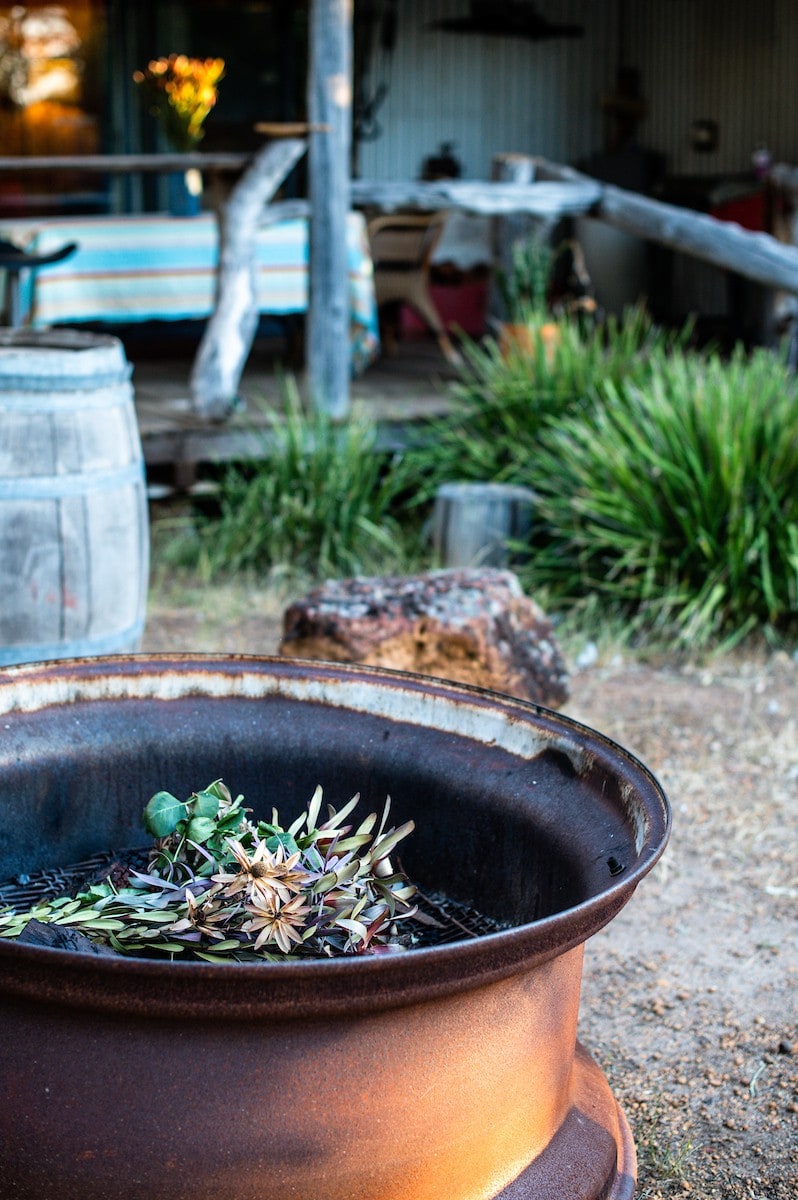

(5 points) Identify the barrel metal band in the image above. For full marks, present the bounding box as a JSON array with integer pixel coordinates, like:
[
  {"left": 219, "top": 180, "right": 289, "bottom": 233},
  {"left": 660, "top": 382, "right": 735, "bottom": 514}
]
[
  {"left": 0, "top": 368, "right": 132, "bottom": 392},
  {"left": 0, "top": 461, "right": 145, "bottom": 500},
  {"left": 0, "top": 384, "right": 133, "bottom": 411},
  {"left": 0, "top": 619, "right": 145, "bottom": 667}
]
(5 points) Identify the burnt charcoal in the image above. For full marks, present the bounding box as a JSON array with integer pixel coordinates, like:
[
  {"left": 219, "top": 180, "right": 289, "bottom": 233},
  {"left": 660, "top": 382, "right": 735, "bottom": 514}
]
[{"left": 17, "top": 918, "right": 118, "bottom": 956}]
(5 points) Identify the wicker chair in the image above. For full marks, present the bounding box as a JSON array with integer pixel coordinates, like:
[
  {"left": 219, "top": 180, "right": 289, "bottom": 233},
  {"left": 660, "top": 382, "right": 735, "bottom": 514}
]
[{"left": 367, "top": 211, "right": 460, "bottom": 363}]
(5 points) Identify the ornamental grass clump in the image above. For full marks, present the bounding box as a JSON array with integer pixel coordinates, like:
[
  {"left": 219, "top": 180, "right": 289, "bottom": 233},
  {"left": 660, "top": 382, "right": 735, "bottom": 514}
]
[
  {"left": 0, "top": 781, "right": 418, "bottom": 962},
  {"left": 523, "top": 344, "right": 798, "bottom": 649},
  {"left": 182, "top": 382, "right": 411, "bottom": 582},
  {"left": 392, "top": 305, "right": 688, "bottom": 510},
  {"left": 495, "top": 233, "right": 554, "bottom": 322}
]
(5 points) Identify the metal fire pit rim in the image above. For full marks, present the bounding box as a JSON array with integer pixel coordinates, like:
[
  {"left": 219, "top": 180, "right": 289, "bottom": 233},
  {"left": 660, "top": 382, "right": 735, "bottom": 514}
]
[
  {"left": 0, "top": 882, "right": 632, "bottom": 1021},
  {"left": 0, "top": 649, "right": 670, "bottom": 777},
  {"left": 0, "top": 654, "right": 670, "bottom": 1020},
  {"left": 0, "top": 650, "right": 670, "bottom": 873}
]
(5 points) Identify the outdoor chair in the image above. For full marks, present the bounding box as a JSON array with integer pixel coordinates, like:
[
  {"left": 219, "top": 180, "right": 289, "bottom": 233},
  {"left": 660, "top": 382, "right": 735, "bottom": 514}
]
[
  {"left": 0, "top": 238, "right": 78, "bottom": 328},
  {"left": 367, "top": 210, "right": 460, "bottom": 363}
]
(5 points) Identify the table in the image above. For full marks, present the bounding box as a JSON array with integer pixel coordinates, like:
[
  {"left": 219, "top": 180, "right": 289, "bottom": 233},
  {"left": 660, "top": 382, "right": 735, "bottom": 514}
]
[
  {"left": 0, "top": 211, "right": 380, "bottom": 374},
  {"left": 431, "top": 211, "right": 493, "bottom": 270}
]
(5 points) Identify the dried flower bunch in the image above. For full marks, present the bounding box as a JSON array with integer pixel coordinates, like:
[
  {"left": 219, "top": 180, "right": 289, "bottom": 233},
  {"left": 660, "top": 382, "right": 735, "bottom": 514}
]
[
  {"left": 0, "top": 782, "right": 419, "bottom": 962},
  {"left": 133, "top": 54, "right": 225, "bottom": 152}
]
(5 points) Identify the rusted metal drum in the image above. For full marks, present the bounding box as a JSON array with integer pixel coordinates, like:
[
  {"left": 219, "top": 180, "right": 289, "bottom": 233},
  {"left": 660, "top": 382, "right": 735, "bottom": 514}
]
[
  {"left": 0, "top": 329, "right": 148, "bottom": 665},
  {"left": 0, "top": 656, "right": 670, "bottom": 1200}
]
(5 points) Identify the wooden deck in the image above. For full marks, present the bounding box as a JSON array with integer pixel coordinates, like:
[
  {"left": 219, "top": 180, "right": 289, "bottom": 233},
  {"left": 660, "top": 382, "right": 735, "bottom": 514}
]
[{"left": 130, "top": 332, "right": 459, "bottom": 491}]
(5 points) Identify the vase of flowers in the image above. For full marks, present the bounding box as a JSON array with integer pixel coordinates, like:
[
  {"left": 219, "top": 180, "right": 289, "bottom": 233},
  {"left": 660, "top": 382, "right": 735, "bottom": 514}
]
[{"left": 133, "top": 54, "right": 225, "bottom": 216}]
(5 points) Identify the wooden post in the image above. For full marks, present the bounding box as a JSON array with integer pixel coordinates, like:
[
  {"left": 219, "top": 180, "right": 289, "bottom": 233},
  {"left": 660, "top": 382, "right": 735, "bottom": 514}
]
[
  {"left": 489, "top": 153, "right": 558, "bottom": 327},
  {"left": 189, "top": 138, "right": 306, "bottom": 421},
  {"left": 307, "top": 0, "right": 353, "bottom": 419}
]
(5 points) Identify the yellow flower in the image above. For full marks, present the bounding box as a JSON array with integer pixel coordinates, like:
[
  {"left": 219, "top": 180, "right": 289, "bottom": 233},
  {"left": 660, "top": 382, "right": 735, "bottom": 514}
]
[{"left": 133, "top": 54, "right": 225, "bottom": 152}]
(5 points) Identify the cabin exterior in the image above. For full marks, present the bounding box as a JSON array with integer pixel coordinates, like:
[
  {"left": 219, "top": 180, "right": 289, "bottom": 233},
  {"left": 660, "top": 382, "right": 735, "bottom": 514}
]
[
  {"left": 2, "top": 0, "right": 798, "bottom": 340},
  {"left": 2, "top": 2, "right": 797, "bottom": 201}
]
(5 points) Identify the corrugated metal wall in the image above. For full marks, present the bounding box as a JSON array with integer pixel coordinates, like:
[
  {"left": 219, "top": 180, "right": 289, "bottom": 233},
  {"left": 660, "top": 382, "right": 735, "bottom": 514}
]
[
  {"left": 625, "top": 0, "right": 797, "bottom": 176},
  {"left": 358, "top": 0, "right": 798, "bottom": 182},
  {"left": 356, "top": 0, "right": 618, "bottom": 180}
]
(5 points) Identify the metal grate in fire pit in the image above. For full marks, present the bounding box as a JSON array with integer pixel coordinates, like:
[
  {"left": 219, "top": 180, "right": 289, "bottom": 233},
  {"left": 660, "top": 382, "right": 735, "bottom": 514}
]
[
  {"left": 0, "top": 849, "right": 510, "bottom": 950},
  {"left": 0, "top": 847, "right": 151, "bottom": 910},
  {"left": 411, "top": 889, "right": 511, "bottom": 947}
]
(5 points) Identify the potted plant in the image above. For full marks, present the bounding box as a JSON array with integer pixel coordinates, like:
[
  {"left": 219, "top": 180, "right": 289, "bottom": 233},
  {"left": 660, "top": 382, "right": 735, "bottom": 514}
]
[
  {"left": 495, "top": 233, "right": 562, "bottom": 363},
  {"left": 0, "top": 655, "right": 670, "bottom": 1200}
]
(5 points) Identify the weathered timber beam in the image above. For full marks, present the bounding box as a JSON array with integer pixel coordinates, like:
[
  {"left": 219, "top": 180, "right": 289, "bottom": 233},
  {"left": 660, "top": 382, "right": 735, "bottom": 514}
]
[
  {"left": 534, "top": 157, "right": 798, "bottom": 295},
  {"left": 351, "top": 178, "right": 601, "bottom": 218},
  {"left": 189, "top": 138, "right": 307, "bottom": 421},
  {"left": 259, "top": 198, "right": 311, "bottom": 224},
  {"left": 0, "top": 153, "right": 251, "bottom": 174}
]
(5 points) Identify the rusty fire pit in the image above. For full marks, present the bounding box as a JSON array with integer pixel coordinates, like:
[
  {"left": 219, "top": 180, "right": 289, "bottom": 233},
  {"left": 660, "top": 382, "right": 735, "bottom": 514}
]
[{"left": 0, "top": 656, "right": 670, "bottom": 1200}]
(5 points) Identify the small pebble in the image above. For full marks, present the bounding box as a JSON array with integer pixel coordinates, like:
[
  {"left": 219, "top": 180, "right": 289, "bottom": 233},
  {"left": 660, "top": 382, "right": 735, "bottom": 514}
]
[{"left": 575, "top": 641, "right": 598, "bottom": 669}]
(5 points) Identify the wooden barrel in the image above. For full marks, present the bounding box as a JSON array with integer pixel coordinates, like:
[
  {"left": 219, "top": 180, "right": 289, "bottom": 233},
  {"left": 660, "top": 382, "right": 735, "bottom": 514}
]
[
  {"left": 433, "top": 481, "right": 535, "bottom": 568},
  {"left": 0, "top": 329, "right": 149, "bottom": 665}
]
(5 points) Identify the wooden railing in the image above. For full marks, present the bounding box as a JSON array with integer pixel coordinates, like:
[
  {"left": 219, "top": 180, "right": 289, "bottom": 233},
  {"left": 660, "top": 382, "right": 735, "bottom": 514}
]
[
  {"left": 5, "top": 150, "right": 798, "bottom": 418},
  {"left": 0, "top": 153, "right": 251, "bottom": 175},
  {"left": 534, "top": 156, "right": 798, "bottom": 296}
]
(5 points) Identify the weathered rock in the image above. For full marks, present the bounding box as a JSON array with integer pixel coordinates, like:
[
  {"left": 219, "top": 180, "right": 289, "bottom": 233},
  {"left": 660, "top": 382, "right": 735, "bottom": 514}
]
[{"left": 280, "top": 568, "right": 569, "bottom": 708}]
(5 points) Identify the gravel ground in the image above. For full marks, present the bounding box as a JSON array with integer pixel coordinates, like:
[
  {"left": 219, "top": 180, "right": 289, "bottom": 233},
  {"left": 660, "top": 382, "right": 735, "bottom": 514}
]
[
  {"left": 142, "top": 583, "right": 797, "bottom": 1198},
  {"left": 568, "top": 656, "right": 797, "bottom": 1200}
]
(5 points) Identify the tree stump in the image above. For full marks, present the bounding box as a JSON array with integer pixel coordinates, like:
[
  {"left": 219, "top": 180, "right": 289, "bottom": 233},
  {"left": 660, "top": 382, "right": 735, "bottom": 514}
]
[
  {"left": 433, "top": 482, "right": 535, "bottom": 568},
  {"left": 280, "top": 568, "right": 569, "bottom": 708}
]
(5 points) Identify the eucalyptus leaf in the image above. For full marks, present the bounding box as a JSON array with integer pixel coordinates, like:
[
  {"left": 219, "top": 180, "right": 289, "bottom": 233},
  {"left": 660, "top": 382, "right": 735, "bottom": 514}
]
[
  {"left": 86, "top": 882, "right": 114, "bottom": 899},
  {"left": 75, "top": 917, "right": 126, "bottom": 931},
  {"left": 125, "top": 910, "right": 182, "bottom": 924},
  {"left": 191, "top": 790, "right": 220, "bottom": 820},
  {"left": 143, "top": 791, "right": 188, "bottom": 838},
  {"left": 186, "top": 815, "right": 218, "bottom": 844},
  {"left": 217, "top": 809, "right": 246, "bottom": 831},
  {"left": 264, "top": 831, "right": 300, "bottom": 857}
]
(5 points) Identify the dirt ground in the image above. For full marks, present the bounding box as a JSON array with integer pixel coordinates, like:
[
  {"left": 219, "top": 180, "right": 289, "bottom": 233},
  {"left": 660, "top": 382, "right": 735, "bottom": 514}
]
[{"left": 142, "top": 580, "right": 797, "bottom": 1199}]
